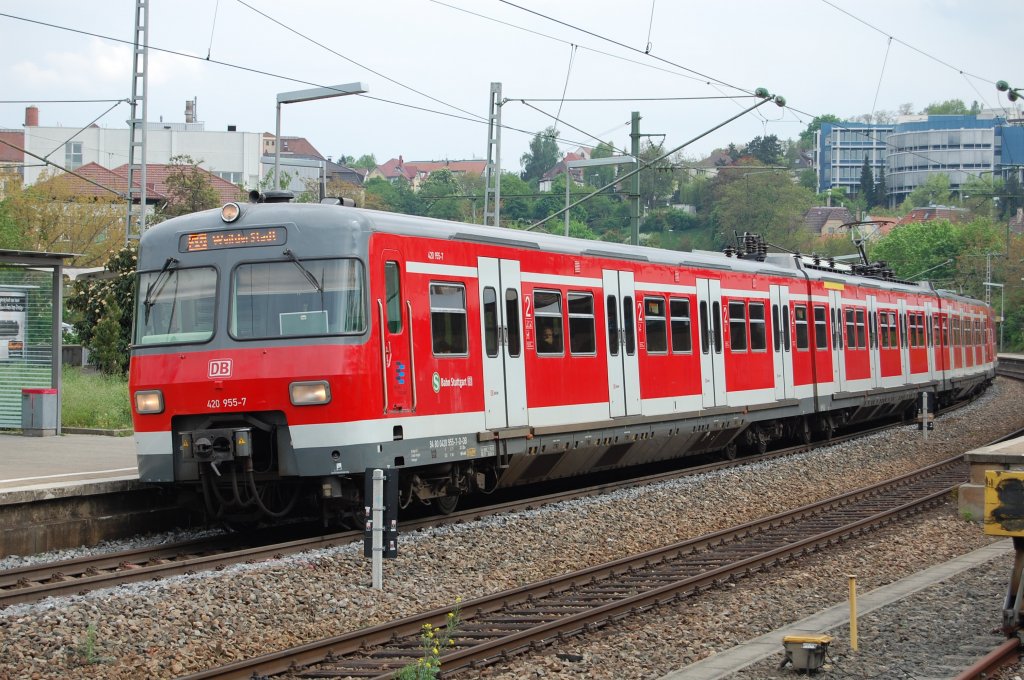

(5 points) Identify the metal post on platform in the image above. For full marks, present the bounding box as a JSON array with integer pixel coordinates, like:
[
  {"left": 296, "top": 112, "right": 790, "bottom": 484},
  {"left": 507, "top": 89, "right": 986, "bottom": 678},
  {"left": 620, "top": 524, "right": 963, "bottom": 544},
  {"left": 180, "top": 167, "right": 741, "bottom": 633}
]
[
  {"left": 848, "top": 574, "right": 858, "bottom": 651},
  {"left": 922, "top": 391, "right": 929, "bottom": 442}
]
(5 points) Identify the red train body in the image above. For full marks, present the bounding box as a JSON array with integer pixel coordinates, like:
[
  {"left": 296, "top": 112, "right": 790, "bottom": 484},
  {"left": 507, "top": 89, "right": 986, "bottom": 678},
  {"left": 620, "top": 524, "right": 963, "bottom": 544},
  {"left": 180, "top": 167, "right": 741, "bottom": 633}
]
[{"left": 129, "top": 198, "right": 995, "bottom": 523}]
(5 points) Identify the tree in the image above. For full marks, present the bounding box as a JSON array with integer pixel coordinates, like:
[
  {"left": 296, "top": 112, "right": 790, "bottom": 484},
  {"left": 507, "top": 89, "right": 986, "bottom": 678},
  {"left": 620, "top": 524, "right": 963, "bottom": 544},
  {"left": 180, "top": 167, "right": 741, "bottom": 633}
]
[
  {"left": 635, "top": 141, "right": 676, "bottom": 210},
  {"left": 869, "top": 217, "right": 1002, "bottom": 292},
  {"left": 163, "top": 154, "right": 220, "bottom": 217},
  {"left": 798, "top": 114, "right": 841, "bottom": 150},
  {"left": 1002, "top": 171, "right": 1023, "bottom": 221},
  {"left": 419, "top": 168, "right": 464, "bottom": 221},
  {"left": 351, "top": 154, "right": 378, "bottom": 171},
  {"left": 922, "top": 99, "right": 980, "bottom": 115},
  {"left": 746, "top": 135, "right": 783, "bottom": 165},
  {"left": 520, "top": 126, "right": 561, "bottom": 182},
  {"left": 258, "top": 167, "right": 294, "bottom": 192},
  {"left": 363, "top": 176, "right": 421, "bottom": 215},
  {"left": 588, "top": 141, "right": 618, "bottom": 188},
  {"left": 859, "top": 157, "right": 875, "bottom": 208},
  {"left": 496, "top": 172, "right": 533, "bottom": 225},
  {"left": 66, "top": 242, "right": 137, "bottom": 375},
  {"left": 710, "top": 169, "right": 817, "bottom": 251},
  {"left": 875, "top": 165, "right": 888, "bottom": 210},
  {"left": 902, "top": 173, "right": 952, "bottom": 209},
  {"left": 0, "top": 170, "right": 123, "bottom": 265}
]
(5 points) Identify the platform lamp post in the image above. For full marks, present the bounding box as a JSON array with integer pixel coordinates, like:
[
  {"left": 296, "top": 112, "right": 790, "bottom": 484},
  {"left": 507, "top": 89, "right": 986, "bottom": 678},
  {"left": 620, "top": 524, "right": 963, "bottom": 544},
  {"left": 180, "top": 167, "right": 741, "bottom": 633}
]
[
  {"left": 274, "top": 82, "right": 368, "bottom": 191},
  {"left": 984, "top": 281, "right": 1005, "bottom": 352}
]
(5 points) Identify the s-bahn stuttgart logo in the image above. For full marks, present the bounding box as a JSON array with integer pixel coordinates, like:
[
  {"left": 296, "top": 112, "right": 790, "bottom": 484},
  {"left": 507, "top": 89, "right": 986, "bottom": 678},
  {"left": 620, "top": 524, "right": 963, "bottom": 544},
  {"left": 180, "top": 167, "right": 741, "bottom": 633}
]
[{"left": 208, "top": 359, "right": 233, "bottom": 378}]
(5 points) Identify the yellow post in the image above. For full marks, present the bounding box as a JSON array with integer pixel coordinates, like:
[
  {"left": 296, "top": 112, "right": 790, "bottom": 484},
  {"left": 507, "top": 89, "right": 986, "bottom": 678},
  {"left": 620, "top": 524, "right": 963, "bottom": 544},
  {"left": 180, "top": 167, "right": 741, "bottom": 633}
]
[{"left": 848, "top": 574, "right": 858, "bottom": 652}]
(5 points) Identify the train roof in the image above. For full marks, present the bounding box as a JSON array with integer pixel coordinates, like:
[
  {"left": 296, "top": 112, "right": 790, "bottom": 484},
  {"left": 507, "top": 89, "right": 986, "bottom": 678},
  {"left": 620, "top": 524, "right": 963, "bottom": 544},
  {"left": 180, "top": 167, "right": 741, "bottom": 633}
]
[{"left": 141, "top": 201, "right": 986, "bottom": 307}]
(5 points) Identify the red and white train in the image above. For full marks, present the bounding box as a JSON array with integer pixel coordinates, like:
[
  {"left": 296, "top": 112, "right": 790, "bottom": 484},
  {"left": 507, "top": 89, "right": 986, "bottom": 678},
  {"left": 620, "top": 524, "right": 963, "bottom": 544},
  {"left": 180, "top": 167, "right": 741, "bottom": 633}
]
[{"left": 129, "top": 194, "right": 995, "bottom": 523}]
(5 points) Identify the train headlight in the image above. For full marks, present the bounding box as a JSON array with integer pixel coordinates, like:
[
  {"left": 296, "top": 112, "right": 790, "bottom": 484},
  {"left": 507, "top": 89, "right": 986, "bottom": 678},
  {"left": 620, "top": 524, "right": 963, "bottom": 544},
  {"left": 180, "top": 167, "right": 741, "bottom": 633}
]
[
  {"left": 134, "top": 390, "right": 164, "bottom": 414},
  {"left": 221, "top": 202, "right": 241, "bottom": 222},
  {"left": 290, "top": 381, "right": 331, "bottom": 406}
]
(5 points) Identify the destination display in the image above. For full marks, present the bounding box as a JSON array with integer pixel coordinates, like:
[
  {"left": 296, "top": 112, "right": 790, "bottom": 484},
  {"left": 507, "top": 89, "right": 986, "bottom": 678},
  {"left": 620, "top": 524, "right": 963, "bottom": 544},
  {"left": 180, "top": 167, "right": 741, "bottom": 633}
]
[{"left": 179, "top": 227, "right": 287, "bottom": 252}]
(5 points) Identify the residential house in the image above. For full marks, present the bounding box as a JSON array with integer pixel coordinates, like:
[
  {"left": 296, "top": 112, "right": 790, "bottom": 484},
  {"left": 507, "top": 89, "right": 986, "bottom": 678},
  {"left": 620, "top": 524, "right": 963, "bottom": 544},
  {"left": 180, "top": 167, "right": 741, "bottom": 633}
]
[
  {"left": 896, "top": 205, "right": 969, "bottom": 226},
  {"left": 0, "top": 129, "right": 24, "bottom": 199},
  {"left": 803, "top": 206, "right": 855, "bottom": 236},
  {"left": 368, "top": 156, "right": 487, "bottom": 190}
]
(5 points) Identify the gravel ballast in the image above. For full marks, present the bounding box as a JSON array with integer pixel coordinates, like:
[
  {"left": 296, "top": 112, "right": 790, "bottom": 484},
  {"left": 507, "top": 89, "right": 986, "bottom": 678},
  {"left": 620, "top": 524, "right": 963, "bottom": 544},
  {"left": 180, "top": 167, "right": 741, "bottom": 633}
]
[{"left": 1, "top": 378, "right": 1023, "bottom": 679}]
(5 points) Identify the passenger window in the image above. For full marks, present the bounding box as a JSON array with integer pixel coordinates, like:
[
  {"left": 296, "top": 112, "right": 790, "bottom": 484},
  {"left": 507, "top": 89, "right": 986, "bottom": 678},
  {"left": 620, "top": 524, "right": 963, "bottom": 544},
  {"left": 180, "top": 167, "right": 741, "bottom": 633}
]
[
  {"left": 430, "top": 282, "right": 468, "bottom": 355},
  {"left": 712, "top": 301, "right": 722, "bottom": 354},
  {"left": 606, "top": 295, "right": 619, "bottom": 357},
  {"left": 782, "top": 305, "right": 791, "bottom": 351},
  {"left": 699, "top": 300, "right": 710, "bottom": 354},
  {"left": 505, "top": 289, "right": 521, "bottom": 357},
  {"left": 670, "top": 298, "right": 692, "bottom": 353},
  {"left": 483, "top": 287, "right": 498, "bottom": 358},
  {"left": 385, "top": 261, "right": 402, "bottom": 333},
  {"left": 794, "top": 304, "right": 809, "bottom": 350},
  {"left": 569, "top": 292, "right": 596, "bottom": 355},
  {"left": 749, "top": 302, "right": 766, "bottom": 351},
  {"left": 845, "top": 309, "right": 856, "bottom": 349},
  {"left": 645, "top": 296, "right": 668, "bottom": 353},
  {"left": 534, "top": 289, "right": 563, "bottom": 355},
  {"left": 772, "top": 304, "right": 781, "bottom": 352},
  {"left": 814, "top": 306, "right": 828, "bottom": 350},
  {"left": 856, "top": 309, "right": 866, "bottom": 349},
  {"left": 729, "top": 301, "right": 747, "bottom": 352},
  {"left": 624, "top": 296, "right": 636, "bottom": 355}
]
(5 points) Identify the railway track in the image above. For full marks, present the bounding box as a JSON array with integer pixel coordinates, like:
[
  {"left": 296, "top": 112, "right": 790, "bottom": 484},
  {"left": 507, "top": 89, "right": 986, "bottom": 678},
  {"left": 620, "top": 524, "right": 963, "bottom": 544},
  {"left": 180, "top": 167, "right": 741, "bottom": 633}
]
[
  {"left": 0, "top": 411, "right": 961, "bottom": 610},
  {"left": 179, "top": 455, "right": 969, "bottom": 679}
]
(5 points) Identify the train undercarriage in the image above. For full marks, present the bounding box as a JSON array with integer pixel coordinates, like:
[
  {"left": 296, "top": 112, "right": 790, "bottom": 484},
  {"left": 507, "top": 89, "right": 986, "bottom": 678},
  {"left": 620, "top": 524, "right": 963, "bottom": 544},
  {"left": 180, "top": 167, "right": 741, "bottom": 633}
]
[{"left": 170, "top": 378, "right": 990, "bottom": 528}]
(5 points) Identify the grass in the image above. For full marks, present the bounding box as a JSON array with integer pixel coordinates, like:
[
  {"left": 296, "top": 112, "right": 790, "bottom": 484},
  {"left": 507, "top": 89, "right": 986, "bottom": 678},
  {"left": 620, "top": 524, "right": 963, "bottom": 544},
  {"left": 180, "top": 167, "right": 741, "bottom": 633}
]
[{"left": 61, "top": 366, "right": 132, "bottom": 431}]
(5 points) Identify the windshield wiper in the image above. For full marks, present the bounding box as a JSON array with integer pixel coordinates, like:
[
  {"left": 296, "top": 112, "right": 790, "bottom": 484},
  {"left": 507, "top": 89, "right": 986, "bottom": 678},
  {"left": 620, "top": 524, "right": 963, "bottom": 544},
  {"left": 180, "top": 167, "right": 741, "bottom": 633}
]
[
  {"left": 143, "top": 257, "right": 179, "bottom": 323},
  {"left": 283, "top": 249, "right": 323, "bottom": 294}
]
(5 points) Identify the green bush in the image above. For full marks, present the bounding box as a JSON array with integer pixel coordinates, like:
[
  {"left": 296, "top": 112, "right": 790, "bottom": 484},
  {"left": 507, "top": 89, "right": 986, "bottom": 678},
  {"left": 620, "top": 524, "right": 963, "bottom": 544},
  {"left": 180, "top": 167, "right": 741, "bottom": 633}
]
[{"left": 61, "top": 367, "right": 131, "bottom": 431}]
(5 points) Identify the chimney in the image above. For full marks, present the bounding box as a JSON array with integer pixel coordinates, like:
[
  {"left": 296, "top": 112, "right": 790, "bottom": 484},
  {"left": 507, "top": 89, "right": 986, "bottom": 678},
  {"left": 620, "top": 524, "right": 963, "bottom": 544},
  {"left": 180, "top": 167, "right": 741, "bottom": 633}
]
[
  {"left": 184, "top": 98, "right": 195, "bottom": 124},
  {"left": 24, "top": 106, "right": 39, "bottom": 127},
  {"left": 227, "top": 125, "right": 237, "bottom": 132}
]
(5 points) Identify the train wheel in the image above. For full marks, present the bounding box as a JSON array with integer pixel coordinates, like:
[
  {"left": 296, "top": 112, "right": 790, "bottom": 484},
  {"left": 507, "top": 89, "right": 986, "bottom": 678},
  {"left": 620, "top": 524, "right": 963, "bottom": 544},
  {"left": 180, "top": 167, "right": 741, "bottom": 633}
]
[
  {"left": 722, "top": 442, "right": 738, "bottom": 461},
  {"left": 434, "top": 494, "right": 460, "bottom": 515},
  {"left": 799, "top": 419, "right": 812, "bottom": 445}
]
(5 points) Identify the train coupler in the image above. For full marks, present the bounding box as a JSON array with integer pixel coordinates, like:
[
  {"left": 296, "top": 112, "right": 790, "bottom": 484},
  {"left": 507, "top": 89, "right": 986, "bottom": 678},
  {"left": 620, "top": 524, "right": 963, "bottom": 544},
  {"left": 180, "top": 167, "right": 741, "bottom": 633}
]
[{"left": 181, "top": 427, "right": 253, "bottom": 463}]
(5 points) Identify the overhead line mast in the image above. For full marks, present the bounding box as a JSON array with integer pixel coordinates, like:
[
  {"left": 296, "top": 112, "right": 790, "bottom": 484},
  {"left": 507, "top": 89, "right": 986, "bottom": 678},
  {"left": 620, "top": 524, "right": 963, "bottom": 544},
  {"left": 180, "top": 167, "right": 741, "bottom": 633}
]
[{"left": 126, "top": 0, "right": 149, "bottom": 241}]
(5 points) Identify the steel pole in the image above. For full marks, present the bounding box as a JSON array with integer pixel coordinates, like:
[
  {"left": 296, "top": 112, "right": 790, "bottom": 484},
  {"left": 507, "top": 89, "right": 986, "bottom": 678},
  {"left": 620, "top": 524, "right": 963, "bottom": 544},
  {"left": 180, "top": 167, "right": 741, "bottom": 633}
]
[{"left": 274, "top": 102, "right": 281, "bottom": 191}]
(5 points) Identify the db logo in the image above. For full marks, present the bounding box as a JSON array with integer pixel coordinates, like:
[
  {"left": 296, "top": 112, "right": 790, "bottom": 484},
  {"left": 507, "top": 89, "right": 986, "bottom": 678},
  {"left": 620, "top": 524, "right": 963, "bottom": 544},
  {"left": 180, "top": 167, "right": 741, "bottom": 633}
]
[{"left": 208, "top": 359, "right": 232, "bottom": 378}]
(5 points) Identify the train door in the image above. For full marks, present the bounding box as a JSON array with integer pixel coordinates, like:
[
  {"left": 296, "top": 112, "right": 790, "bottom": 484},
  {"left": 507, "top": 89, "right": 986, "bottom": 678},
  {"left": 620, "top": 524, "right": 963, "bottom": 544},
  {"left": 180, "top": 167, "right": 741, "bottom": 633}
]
[
  {"left": 378, "top": 250, "right": 413, "bottom": 413},
  {"left": 828, "top": 289, "right": 846, "bottom": 392},
  {"left": 603, "top": 270, "right": 641, "bottom": 418},
  {"left": 696, "top": 278, "right": 726, "bottom": 408},
  {"left": 769, "top": 284, "right": 795, "bottom": 400},
  {"left": 478, "top": 257, "right": 527, "bottom": 430},
  {"left": 867, "top": 295, "right": 881, "bottom": 389},
  {"left": 898, "top": 299, "right": 910, "bottom": 383},
  {"left": 925, "top": 302, "right": 936, "bottom": 381}
]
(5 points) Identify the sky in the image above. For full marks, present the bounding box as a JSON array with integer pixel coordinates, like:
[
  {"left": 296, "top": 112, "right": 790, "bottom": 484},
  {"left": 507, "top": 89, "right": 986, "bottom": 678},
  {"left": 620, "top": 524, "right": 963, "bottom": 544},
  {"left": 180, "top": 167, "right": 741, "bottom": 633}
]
[{"left": 1, "top": 0, "right": 1023, "bottom": 174}]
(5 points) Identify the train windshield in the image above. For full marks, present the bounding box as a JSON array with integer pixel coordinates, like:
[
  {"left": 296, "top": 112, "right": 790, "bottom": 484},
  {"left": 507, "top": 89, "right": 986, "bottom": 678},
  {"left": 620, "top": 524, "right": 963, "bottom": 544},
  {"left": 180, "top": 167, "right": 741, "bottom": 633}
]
[
  {"left": 230, "top": 258, "right": 366, "bottom": 339},
  {"left": 134, "top": 266, "right": 217, "bottom": 345}
]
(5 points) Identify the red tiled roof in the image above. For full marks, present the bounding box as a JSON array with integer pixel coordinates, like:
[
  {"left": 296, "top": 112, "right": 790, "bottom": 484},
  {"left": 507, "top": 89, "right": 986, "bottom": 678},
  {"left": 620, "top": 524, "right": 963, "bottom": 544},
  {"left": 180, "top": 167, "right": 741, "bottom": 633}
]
[
  {"left": 897, "top": 206, "right": 968, "bottom": 226},
  {"left": 112, "top": 163, "right": 243, "bottom": 204},
  {"left": 407, "top": 160, "right": 487, "bottom": 176},
  {"left": 41, "top": 162, "right": 154, "bottom": 200},
  {"left": 0, "top": 131, "right": 24, "bottom": 163}
]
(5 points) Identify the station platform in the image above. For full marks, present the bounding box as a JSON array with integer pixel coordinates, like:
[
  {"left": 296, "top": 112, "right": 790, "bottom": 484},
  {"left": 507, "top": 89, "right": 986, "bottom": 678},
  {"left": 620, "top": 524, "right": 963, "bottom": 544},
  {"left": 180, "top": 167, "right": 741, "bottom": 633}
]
[
  {"left": 0, "top": 431, "right": 137, "bottom": 494},
  {"left": 659, "top": 540, "right": 1012, "bottom": 679}
]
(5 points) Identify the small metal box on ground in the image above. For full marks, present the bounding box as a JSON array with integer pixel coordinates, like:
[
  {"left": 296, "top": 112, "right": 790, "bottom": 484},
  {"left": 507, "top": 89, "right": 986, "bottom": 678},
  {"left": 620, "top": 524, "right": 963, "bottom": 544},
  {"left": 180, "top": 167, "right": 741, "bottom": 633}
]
[
  {"left": 21, "top": 388, "right": 57, "bottom": 437},
  {"left": 781, "top": 634, "right": 832, "bottom": 673}
]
